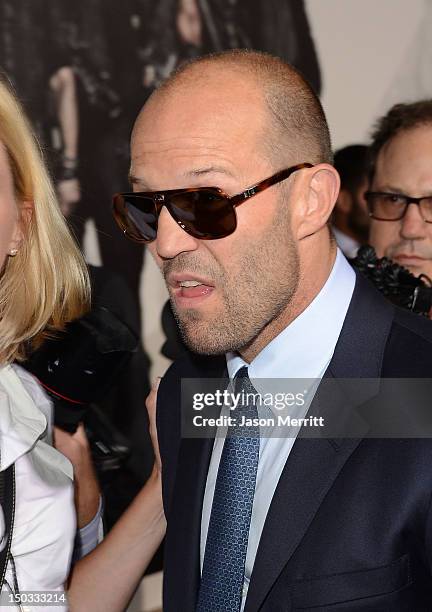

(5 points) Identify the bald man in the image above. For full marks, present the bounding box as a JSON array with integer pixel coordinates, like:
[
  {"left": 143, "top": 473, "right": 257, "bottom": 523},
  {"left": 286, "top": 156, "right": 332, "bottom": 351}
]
[{"left": 115, "top": 51, "right": 432, "bottom": 610}]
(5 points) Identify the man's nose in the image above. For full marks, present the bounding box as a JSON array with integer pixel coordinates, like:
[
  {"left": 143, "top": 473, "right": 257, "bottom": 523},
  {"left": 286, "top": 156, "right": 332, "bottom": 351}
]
[
  {"left": 154, "top": 206, "right": 199, "bottom": 259},
  {"left": 400, "top": 202, "right": 427, "bottom": 240}
]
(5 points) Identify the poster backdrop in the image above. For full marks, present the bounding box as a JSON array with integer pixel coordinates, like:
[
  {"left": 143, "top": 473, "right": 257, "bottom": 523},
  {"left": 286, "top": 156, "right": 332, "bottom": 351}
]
[
  {"left": 0, "top": 0, "right": 322, "bottom": 375},
  {"left": 0, "top": 0, "right": 429, "bottom": 605}
]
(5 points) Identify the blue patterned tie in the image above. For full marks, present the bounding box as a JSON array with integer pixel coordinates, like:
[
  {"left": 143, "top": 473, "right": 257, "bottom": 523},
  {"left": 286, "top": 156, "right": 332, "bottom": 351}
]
[{"left": 196, "top": 366, "right": 260, "bottom": 612}]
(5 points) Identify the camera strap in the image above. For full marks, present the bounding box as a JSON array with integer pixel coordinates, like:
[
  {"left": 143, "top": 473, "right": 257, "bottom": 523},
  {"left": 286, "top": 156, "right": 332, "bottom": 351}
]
[{"left": 0, "top": 456, "right": 15, "bottom": 593}]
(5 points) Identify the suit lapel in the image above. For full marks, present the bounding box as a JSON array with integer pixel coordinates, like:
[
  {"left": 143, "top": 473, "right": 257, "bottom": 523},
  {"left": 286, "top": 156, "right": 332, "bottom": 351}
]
[
  {"left": 245, "top": 274, "right": 395, "bottom": 612},
  {"left": 163, "top": 435, "right": 213, "bottom": 611},
  {"left": 163, "top": 362, "right": 227, "bottom": 612},
  {"left": 244, "top": 379, "right": 368, "bottom": 612}
]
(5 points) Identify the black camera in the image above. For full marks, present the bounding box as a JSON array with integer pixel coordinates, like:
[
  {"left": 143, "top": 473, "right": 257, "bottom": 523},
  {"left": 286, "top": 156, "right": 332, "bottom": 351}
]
[{"left": 23, "top": 306, "right": 138, "bottom": 472}]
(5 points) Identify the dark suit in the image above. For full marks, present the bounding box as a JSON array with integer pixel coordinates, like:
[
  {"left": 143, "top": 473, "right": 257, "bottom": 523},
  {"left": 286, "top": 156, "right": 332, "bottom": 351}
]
[{"left": 157, "top": 273, "right": 432, "bottom": 610}]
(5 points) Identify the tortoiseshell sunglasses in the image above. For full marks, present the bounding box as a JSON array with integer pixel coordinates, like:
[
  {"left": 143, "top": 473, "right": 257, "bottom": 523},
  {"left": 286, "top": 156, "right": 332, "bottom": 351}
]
[{"left": 112, "top": 162, "right": 313, "bottom": 243}]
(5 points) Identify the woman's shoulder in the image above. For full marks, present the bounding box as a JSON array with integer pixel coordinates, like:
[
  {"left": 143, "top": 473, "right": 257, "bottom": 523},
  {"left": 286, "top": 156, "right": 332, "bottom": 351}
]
[{"left": 10, "top": 364, "right": 53, "bottom": 438}]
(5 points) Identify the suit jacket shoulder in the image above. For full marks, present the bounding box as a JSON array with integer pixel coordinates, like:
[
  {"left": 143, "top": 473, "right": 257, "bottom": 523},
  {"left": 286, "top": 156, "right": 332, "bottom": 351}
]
[{"left": 382, "top": 305, "right": 432, "bottom": 377}]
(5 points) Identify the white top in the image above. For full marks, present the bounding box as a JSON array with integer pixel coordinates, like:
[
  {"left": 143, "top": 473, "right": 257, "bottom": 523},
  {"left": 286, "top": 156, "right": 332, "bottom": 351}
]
[
  {"left": 200, "top": 249, "right": 356, "bottom": 610},
  {"left": 0, "top": 364, "right": 76, "bottom": 611}
]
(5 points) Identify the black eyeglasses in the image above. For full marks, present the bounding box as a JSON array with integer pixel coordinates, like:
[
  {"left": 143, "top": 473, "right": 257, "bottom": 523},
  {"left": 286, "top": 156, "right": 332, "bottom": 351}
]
[
  {"left": 365, "top": 191, "right": 432, "bottom": 223},
  {"left": 112, "top": 162, "right": 313, "bottom": 243}
]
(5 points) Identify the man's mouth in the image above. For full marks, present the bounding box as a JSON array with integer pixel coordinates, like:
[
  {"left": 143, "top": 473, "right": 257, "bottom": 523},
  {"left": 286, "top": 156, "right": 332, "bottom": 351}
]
[
  {"left": 393, "top": 253, "right": 426, "bottom": 268},
  {"left": 168, "top": 274, "right": 215, "bottom": 305}
]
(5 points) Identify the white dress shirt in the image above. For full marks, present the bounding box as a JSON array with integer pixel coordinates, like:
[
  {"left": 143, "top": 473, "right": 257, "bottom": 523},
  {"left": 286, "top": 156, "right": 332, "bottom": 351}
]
[
  {"left": 0, "top": 364, "right": 98, "bottom": 611},
  {"left": 332, "top": 226, "right": 360, "bottom": 259},
  {"left": 200, "top": 249, "right": 356, "bottom": 610}
]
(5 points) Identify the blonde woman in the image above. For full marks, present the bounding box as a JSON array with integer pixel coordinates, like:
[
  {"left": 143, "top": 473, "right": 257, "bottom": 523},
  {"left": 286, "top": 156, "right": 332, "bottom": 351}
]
[{"left": 0, "top": 78, "right": 164, "bottom": 611}]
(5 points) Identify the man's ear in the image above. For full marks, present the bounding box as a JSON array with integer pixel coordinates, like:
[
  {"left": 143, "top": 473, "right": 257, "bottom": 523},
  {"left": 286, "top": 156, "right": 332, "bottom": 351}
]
[
  {"left": 294, "top": 164, "right": 340, "bottom": 241},
  {"left": 9, "top": 201, "right": 33, "bottom": 252}
]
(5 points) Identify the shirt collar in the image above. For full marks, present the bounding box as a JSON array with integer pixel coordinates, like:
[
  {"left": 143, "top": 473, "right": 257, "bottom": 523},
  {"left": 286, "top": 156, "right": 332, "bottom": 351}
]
[
  {"left": 226, "top": 248, "right": 356, "bottom": 381},
  {"left": 0, "top": 364, "right": 48, "bottom": 470},
  {"left": 332, "top": 226, "right": 360, "bottom": 259}
]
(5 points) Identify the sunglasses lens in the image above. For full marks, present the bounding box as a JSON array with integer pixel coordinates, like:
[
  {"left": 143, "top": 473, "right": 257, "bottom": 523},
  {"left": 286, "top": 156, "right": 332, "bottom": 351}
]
[
  {"left": 113, "top": 194, "right": 157, "bottom": 242},
  {"left": 169, "top": 190, "right": 237, "bottom": 239},
  {"left": 113, "top": 189, "right": 238, "bottom": 242}
]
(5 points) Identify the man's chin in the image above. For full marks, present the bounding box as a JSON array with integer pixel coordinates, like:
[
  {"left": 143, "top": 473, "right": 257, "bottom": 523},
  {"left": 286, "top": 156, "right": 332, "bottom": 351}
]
[
  {"left": 411, "top": 265, "right": 432, "bottom": 282},
  {"left": 178, "top": 319, "right": 250, "bottom": 356},
  {"left": 180, "top": 332, "right": 229, "bottom": 356},
  {"left": 177, "top": 319, "right": 224, "bottom": 355}
]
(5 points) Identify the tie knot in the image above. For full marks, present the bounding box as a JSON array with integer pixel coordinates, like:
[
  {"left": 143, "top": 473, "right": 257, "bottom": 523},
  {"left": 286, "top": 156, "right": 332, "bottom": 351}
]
[{"left": 235, "top": 366, "right": 249, "bottom": 379}]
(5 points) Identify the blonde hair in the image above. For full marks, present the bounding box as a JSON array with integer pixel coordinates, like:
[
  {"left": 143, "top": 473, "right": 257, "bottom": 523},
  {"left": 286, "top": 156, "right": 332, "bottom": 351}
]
[{"left": 0, "top": 77, "right": 90, "bottom": 363}]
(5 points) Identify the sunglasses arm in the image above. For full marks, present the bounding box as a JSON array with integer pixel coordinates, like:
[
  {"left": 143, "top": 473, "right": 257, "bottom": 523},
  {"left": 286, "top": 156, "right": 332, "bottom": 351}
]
[{"left": 231, "top": 162, "right": 313, "bottom": 208}]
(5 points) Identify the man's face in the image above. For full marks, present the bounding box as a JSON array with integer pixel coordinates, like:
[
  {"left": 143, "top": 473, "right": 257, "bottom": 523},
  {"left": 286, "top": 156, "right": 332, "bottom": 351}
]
[
  {"left": 130, "top": 70, "right": 301, "bottom": 356},
  {"left": 369, "top": 126, "right": 432, "bottom": 279}
]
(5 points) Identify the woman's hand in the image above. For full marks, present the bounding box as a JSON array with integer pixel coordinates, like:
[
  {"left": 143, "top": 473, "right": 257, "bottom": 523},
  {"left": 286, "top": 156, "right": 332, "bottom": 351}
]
[{"left": 67, "top": 384, "right": 166, "bottom": 612}]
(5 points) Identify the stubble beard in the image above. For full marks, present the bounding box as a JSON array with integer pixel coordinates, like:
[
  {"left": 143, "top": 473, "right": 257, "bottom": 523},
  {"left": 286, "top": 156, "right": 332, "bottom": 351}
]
[{"left": 165, "top": 207, "right": 300, "bottom": 356}]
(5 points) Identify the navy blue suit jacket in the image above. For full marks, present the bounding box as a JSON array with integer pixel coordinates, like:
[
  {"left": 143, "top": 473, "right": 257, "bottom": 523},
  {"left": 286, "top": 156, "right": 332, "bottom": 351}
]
[{"left": 157, "top": 273, "right": 432, "bottom": 610}]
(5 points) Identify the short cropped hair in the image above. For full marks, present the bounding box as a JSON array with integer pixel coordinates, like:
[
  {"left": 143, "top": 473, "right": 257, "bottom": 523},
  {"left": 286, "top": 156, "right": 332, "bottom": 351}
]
[
  {"left": 334, "top": 144, "right": 370, "bottom": 194},
  {"left": 0, "top": 76, "right": 90, "bottom": 363},
  {"left": 369, "top": 100, "right": 432, "bottom": 182},
  {"left": 156, "top": 49, "right": 333, "bottom": 167}
]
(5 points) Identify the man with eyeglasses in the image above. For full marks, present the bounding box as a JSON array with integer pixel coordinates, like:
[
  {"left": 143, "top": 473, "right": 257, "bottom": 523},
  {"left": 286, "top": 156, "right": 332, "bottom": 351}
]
[
  {"left": 367, "top": 100, "right": 432, "bottom": 285},
  {"left": 115, "top": 51, "right": 432, "bottom": 610}
]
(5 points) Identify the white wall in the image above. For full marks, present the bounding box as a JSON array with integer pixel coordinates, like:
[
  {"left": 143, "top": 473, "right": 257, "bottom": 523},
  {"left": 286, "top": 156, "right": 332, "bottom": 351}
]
[{"left": 306, "top": 0, "right": 425, "bottom": 148}]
